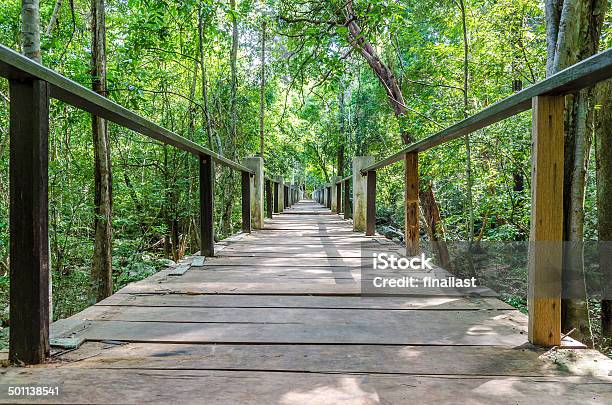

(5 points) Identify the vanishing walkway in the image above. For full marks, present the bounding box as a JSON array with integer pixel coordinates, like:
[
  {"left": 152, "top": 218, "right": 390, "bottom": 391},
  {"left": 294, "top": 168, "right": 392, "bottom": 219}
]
[{"left": 1, "top": 200, "right": 611, "bottom": 404}]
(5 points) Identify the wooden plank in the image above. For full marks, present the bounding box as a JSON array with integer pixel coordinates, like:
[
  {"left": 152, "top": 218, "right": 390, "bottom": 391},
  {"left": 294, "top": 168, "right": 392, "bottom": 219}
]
[
  {"left": 98, "top": 293, "right": 513, "bottom": 310},
  {"left": 50, "top": 311, "right": 527, "bottom": 346},
  {"left": 241, "top": 171, "right": 251, "bottom": 233},
  {"left": 366, "top": 170, "right": 377, "bottom": 236},
  {"left": 1, "top": 368, "right": 611, "bottom": 404},
  {"left": 405, "top": 152, "right": 419, "bottom": 256},
  {"left": 57, "top": 342, "right": 612, "bottom": 378},
  {"left": 528, "top": 95, "right": 564, "bottom": 347},
  {"left": 68, "top": 305, "right": 522, "bottom": 329},
  {"left": 168, "top": 264, "right": 190, "bottom": 276},
  {"left": 118, "top": 281, "right": 497, "bottom": 297},
  {"left": 199, "top": 155, "right": 214, "bottom": 257},
  {"left": 9, "top": 78, "right": 50, "bottom": 364}
]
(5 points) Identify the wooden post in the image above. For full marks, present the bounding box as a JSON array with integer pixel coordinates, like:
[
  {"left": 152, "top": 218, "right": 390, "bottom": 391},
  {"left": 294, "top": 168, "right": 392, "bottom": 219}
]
[
  {"left": 265, "top": 179, "right": 273, "bottom": 218},
  {"left": 200, "top": 155, "right": 214, "bottom": 257},
  {"left": 330, "top": 177, "right": 340, "bottom": 213},
  {"left": 284, "top": 185, "right": 289, "bottom": 208},
  {"left": 336, "top": 182, "right": 342, "bottom": 214},
  {"left": 326, "top": 185, "right": 332, "bottom": 209},
  {"left": 242, "top": 157, "right": 264, "bottom": 229},
  {"left": 276, "top": 176, "right": 284, "bottom": 213},
  {"left": 9, "top": 79, "right": 50, "bottom": 364},
  {"left": 273, "top": 181, "right": 279, "bottom": 213},
  {"left": 405, "top": 152, "right": 419, "bottom": 256},
  {"left": 528, "top": 95, "right": 564, "bottom": 347},
  {"left": 344, "top": 179, "right": 351, "bottom": 220},
  {"left": 366, "top": 171, "right": 377, "bottom": 236},
  {"left": 241, "top": 171, "right": 251, "bottom": 233},
  {"left": 352, "top": 156, "right": 374, "bottom": 232}
]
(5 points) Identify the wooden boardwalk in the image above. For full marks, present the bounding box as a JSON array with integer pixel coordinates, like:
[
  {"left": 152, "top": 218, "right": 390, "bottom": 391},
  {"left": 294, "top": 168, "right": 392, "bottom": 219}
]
[{"left": 2, "top": 200, "right": 611, "bottom": 404}]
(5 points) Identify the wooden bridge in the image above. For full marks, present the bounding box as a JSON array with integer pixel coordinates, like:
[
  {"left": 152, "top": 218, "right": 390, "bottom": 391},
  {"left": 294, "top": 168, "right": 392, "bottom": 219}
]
[
  {"left": 2, "top": 200, "right": 611, "bottom": 403},
  {"left": 1, "top": 44, "right": 612, "bottom": 403}
]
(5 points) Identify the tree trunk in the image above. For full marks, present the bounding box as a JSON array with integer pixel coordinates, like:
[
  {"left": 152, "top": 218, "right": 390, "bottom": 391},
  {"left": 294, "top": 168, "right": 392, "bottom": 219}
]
[
  {"left": 198, "top": 2, "right": 214, "bottom": 150},
  {"left": 90, "top": 0, "right": 113, "bottom": 303},
  {"left": 259, "top": 20, "right": 266, "bottom": 158},
  {"left": 595, "top": 79, "right": 612, "bottom": 337},
  {"left": 545, "top": 0, "right": 608, "bottom": 345},
  {"left": 45, "top": 0, "right": 63, "bottom": 36},
  {"left": 421, "top": 182, "right": 451, "bottom": 268},
  {"left": 229, "top": 0, "right": 238, "bottom": 154},
  {"left": 458, "top": 0, "right": 474, "bottom": 246},
  {"left": 337, "top": 87, "right": 345, "bottom": 177},
  {"left": 22, "top": 0, "right": 41, "bottom": 62}
]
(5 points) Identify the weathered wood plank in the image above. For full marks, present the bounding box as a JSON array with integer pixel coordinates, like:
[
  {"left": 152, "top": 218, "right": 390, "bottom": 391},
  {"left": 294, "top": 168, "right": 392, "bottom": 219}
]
[
  {"left": 405, "top": 152, "right": 419, "bottom": 256},
  {"left": 2, "top": 368, "right": 610, "bottom": 405},
  {"left": 56, "top": 342, "right": 612, "bottom": 378},
  {"left": 97, "top": 293, "right": 513, "bottom": 310}
]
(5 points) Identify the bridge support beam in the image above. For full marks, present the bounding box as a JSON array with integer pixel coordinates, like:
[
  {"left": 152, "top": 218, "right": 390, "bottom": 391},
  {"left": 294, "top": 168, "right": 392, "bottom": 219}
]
[
  {"left": 343, "top": 180, "right": 351, "bottom": 220},
  {"left": 243, "top": 157, "right": 264, "bottom": 229},
  {"left": 352, "top": 156, "right": 374, "bottom": 232},
  {"left": 366, "top": 171, "right": 377, "bottom": 236},
  {"left": 9, "top": 79, "right": 50, "bottom": 365},
  {"left": 200, "top": 155, "right": 215, "bottom": 257},
  {"left": 330, "top": 176, "right": 340, "bottom": 213},
  {"left": 528, "top": 95, "right": 564, "bottom": 347},
  {"left": 405, "top": 152, "right": 419, "bottom": 256}
]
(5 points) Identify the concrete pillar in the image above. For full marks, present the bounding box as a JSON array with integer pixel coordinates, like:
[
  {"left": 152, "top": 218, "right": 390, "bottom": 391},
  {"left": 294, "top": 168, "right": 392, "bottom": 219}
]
[
  {"left": 330, "top": 176, "right": 340, "bottom": 213},
  {"left": 352, "top": 156, "right": 374, "bottom": 232},
  {"left": 243, "top": 157, "right": 264, "bottom": 229},
  {"left": 275, "top": 175, "right": 284, "bottom": 213}
]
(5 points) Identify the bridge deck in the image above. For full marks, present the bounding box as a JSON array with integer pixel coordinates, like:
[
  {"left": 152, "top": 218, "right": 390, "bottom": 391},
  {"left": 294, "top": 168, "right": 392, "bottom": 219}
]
[{"left": 1, "top": 200, "right": 611, "bottom": 404}]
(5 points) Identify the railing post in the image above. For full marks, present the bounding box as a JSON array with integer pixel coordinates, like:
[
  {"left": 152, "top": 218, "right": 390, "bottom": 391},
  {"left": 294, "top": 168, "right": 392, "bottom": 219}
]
[
  {"left": 326, "top": 185, "right": 332, "bottom": 209},
  {"left": 243, "top": 157, "right": 264, "bottom": 229},
  {"left": 352, "top": 156, "right": 374, "bottom": 232},
  {"left": 265, "top": 179, "right": 273, "bottom": 218},
  {"left": 405, "top": 152, "right": 419, "bottom": 256},
  {"left": 528, "top": 95, "right": 564, "bottom": 347},
  {"left": 9, "top": 79, "right": 50, "bottom": 364},
  {"left": 284, "top": 185, "right": 289, "bottom": 208},
  {"left": 336, "top": 181, "right": 342, "bottom": 215},
  {"left": 276, "top": 176, "right": 284, "bottom": 213},
  {"left": 273, "top": 180, "right": 280, "bottom": 213},
  {"left": 241, "top": 171, "right": 251, "bottom": 233},
  {"left": 344, "top": 179, "right": 351, "bottom": 220},
  {"left": 199, "top": 155, "right": 214, "bottom": 257},
  {"left": 366, "top": 171, "right": 377, "bottom": 236},
  {"left": 330, "top": 176, "right": 340, "bottom": 213}
]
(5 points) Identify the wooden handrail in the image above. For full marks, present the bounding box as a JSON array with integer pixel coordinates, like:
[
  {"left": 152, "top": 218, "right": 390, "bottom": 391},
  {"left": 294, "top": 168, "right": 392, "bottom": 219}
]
[
  {"left": 361, "top": 47, "right": 612, "bottom": 174},
  {"left": 0, "top": 44, "right": 253, "bottom": 174}
]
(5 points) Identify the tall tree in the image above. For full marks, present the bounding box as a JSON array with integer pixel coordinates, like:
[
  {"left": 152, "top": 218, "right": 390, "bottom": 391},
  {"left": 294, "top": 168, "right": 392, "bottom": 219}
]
[
  {"left": 259, "top": 20, "right": 266, "bottom": 158},
  {"left": 595, "top": 79, "right": 612, "bottom": 337},
  {"left": 90, "top": 0, "right": 113, "bottom": 303},
  {"left": 21, "top": 0, "right": 41, "bottom": 62},
  {"left": 545, "top": 0, "right": 608, "bottom": 345}
]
